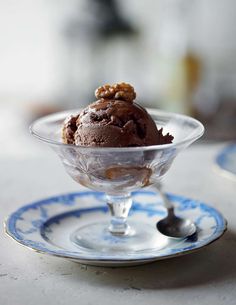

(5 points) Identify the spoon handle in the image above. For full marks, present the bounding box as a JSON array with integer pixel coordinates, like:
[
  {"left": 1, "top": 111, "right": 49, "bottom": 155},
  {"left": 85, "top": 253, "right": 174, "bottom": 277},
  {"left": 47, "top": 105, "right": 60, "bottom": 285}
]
[{"left": 154, "top": 183, "right": 173, "bottom": 211}]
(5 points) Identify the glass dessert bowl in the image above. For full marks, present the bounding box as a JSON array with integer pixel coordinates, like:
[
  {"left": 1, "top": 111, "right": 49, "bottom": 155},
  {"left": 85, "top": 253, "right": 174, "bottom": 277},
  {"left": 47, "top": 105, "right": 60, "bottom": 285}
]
[{"left": 30, "top": 108, "right": 204, "bottom": 254}]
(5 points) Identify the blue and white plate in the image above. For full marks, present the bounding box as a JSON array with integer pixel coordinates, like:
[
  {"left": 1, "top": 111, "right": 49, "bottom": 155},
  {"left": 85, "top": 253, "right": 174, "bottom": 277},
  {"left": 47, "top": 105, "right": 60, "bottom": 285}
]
[
  {"left": 215, "top": 144, "right": 236, "bottom": 180},
  {"left": 5, "top": 191, "right": 227, "bottom": 267}
]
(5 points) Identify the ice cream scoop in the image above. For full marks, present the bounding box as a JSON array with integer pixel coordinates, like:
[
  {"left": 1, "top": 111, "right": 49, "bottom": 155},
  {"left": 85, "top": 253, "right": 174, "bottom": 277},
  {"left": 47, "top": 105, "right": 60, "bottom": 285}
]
[{"left": 62, "top": 83, "right": 174, "bottom": 147}]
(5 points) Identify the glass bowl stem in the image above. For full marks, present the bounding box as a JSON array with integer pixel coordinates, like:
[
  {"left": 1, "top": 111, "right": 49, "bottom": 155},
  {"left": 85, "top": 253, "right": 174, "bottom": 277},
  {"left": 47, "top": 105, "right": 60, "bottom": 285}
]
[{"left": 107, "top": 194, "right": 132, "bottom": 235}]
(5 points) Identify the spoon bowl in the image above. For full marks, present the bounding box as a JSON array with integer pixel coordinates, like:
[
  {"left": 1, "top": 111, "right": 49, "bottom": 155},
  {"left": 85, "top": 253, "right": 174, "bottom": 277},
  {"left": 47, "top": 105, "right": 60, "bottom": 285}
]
[
  {"left": 155, "top": 184, "right": 197, "bottom": 239},
  {"left": 156, "top": 207, "right": 196, "bottom": 238}
]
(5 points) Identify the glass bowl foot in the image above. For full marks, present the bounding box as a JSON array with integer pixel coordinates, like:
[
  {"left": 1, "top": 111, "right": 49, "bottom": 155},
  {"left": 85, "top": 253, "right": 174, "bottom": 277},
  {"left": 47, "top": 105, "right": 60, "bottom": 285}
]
[{"left": 70, "top": 221, "right": 168, "bottom": 254}]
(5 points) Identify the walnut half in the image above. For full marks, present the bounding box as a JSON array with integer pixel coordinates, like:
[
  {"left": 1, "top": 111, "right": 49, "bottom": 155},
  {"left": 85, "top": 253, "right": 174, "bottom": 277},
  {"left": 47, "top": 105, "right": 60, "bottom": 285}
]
[{"left": 95, "top": 82, "right": 136, "bottom": 103}]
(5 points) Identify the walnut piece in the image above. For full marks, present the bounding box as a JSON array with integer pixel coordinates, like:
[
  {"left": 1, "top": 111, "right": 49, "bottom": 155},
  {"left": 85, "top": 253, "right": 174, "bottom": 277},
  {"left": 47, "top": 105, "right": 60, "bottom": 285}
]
[{"left": 95, "top": 82, "right": 136, "bottom": 103}]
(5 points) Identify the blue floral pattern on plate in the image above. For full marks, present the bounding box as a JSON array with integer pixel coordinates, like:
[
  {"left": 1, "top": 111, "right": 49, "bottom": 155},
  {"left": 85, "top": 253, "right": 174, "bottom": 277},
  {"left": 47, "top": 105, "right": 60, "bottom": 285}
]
[
  {"left": 5, "top": 191, "right": 227, "bottom": 266},
  {"left": 216, "top": 144, "right": 236, "bottom": 179}
]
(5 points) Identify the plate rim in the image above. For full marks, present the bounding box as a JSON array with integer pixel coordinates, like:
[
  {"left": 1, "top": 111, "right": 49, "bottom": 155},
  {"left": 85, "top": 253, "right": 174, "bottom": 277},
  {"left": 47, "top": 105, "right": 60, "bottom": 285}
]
[{"left": 4, "top": 190, "right": 227, "bottom": 264}]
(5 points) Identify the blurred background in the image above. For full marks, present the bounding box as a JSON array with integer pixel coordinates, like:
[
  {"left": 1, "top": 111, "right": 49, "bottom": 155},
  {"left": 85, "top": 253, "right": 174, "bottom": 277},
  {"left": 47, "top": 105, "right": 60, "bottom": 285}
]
[{"left": 1, "top": 0, "right": 236, "bottom": 157}]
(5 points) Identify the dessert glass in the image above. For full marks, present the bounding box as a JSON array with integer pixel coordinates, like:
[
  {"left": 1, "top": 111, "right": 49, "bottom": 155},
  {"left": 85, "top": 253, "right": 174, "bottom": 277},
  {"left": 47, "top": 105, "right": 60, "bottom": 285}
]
[{"left": 30, "top": 109, "right": 204, "bottom": 254}]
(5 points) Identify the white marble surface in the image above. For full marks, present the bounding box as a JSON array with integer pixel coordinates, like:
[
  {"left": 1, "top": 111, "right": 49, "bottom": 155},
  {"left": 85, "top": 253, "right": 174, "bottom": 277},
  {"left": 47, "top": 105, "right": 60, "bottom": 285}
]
[{"left": 1, "top": 142, "right": 236, "bottom": 305}]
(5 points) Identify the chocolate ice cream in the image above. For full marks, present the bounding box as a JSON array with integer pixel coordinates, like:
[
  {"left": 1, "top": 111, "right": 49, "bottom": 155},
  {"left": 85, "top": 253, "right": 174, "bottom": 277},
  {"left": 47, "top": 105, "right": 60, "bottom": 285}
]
[{"left": 62, "top": 83, "right": 173, "bottom": 147}]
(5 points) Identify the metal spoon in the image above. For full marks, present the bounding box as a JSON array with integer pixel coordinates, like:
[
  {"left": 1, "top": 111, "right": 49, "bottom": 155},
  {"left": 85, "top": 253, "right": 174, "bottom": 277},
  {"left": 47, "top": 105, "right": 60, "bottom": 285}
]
[{"left": 155, "top": 183, "right": 196, "bottom": 238}]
